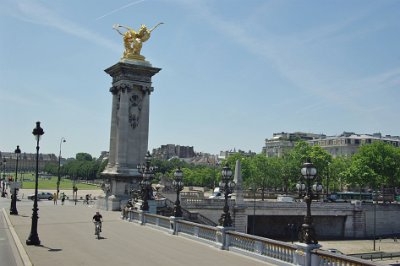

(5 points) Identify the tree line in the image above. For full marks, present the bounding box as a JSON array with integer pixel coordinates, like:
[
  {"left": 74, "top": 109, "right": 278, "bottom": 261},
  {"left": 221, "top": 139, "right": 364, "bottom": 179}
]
[
  {"left": 43, "top": 153, "right": 107, "bottom": 181},
  {"left": 153, "top": 141, "right": 400, "bottom": 197},
  {"left": 44, "top": 141, "right": 400, "bottom": 195}
]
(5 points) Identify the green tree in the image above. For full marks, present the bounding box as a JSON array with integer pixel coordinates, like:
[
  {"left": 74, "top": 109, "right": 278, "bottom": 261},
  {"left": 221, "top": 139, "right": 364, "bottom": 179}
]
[
  {"left": 348, "top": 141, "right": 400, "bottom": 190},
  {"left": 75, "top": 153, "right": 93, "bottom": 161},
  {"left": 248, "top": 155, "right": 281, "bottom": 200},
  {"left": 283, "top": 141, "right": 332, "bottom": 193},
  {"left": 223, "top": 153, "right": 252, "bottom": 184},
  {"left": 329, "top": 156, "right": 352, "bottom": 192}
]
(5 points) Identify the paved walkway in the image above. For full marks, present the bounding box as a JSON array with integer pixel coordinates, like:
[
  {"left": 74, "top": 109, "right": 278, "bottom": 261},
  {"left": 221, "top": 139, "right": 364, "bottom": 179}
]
[
  {"left": 3, "top": 193, "right": 399, "bottom": 265},
  {"left": 4, "top": 200, "right": 273, "bottom": 266}
]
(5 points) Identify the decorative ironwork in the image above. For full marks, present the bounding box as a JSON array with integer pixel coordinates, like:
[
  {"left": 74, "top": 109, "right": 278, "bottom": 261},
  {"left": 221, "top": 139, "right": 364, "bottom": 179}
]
[
  {"left": 137, "top": 151, "right": 156, "bottom": 211},
  {"left": 296, "top": 161, "right": 322, "bottom": 244},
  {"left": 172, "top": 168, "right": 184, "bottom": 217},
  {"left": 128, "top": 93, "right": 142, "bottom": 129},
  {"left": 218, "top": 164, "right": 235, "bottom": 227},
  {"left": 26, "top": 121, "right": 44, "bottom": 246},
  {"left": 10, "top": 145, "right": 21, "bottom": 215}
]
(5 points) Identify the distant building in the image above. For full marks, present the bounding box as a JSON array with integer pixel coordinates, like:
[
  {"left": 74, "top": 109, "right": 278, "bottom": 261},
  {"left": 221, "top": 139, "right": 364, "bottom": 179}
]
[
  {"left": 263, "top": 131, "right": 400, "bottom": 158},
  {"left": 0, "top": 151, "right": 58, "bottom": 174},
  {"left": 263, "top": 132, "right": 325, "bottom": 157},
  {"left": 152, "top": 144, "right": 195, "bottom": 160},
  {"left": 188, "top": 153, "right": 220, "bottom": 166},
  {"left": 219, "top": 148, "right": 256, "bottom": 159},
  {"left": 308, "top": 132, "right": 400, "bottom": 157}
]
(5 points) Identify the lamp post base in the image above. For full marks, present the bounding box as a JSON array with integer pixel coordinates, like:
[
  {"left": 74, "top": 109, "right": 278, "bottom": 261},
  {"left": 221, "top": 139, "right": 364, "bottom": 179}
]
[
  {"left": 10, "top": 192, "right": 18, "bottom": 215},
  {"left": 26, "top": 234, "right": 41, "bottom": 246}
]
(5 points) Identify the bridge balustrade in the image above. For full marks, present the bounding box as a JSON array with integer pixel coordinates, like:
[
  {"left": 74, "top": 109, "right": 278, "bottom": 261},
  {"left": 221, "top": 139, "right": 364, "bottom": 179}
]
[
  {"left": 312, "top": 249, "right": 380, "bottom": 266},
  {"left": 125, "top": 209, "right": 381, "bottom": 266},
  {"left": 227, "top": 231, "right": 296, "bottom": 263}
]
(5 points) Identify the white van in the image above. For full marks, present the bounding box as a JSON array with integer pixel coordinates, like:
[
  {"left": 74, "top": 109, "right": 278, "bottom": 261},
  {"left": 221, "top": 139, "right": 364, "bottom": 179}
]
[
  {"left": 276, "top": 195, "right": 295, "bottom": 202},
  {"left": 209, "top": 187, "right": 224, "bottom": 199}
]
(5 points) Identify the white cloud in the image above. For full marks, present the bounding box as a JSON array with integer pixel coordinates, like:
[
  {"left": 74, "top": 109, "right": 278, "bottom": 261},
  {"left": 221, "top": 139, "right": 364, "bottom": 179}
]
[
  {"left": 95, "top": 0, "right": 146, "bottom": 21},
  {"left": 180, "top": 1, "right": 398, "bottom": 116},
  {"left": 11, "top": 0, "right": 120, "bottom": 52}
]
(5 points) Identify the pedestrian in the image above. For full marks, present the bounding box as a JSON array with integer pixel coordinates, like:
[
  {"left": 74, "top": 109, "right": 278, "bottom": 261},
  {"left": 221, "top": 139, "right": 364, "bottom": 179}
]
[
  {"left": 61, "top": 193, "right": 66, "bottom": 205},
  {"left": 53, "top": 192, "right": 57, "bottom": 205}
]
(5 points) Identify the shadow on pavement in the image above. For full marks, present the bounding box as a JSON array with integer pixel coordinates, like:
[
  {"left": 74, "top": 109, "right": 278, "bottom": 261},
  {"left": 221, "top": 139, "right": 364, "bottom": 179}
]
[{"left": 37, "top": 245, "right": 63, "bottom": 252}]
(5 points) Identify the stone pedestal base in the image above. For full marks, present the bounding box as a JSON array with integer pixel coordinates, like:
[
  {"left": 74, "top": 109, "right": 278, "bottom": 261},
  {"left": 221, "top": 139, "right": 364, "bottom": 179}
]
[
  {"left": 99, "top": 172, "right": 142, "bottom": 211},
  {"left": 97, "top": 194, "right": 131, "bottom": 211},
  {"left": 134, "top": 200, "right": 156, "bottom": 214},
  {"left": 294, "top": 242, "right": 321, "bottom": 266}
]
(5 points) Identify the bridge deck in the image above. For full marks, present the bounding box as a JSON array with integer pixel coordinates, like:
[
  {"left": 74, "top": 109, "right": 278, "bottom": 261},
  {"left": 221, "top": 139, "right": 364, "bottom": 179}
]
[{"left": 6, "top": 202, "right": 273, "bottom": 266}]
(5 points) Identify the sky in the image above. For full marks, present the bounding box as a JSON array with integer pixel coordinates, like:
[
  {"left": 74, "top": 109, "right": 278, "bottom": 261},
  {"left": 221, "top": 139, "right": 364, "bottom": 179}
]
[{"left": 1, "top": 0, "right": 399, "bottom": 159}]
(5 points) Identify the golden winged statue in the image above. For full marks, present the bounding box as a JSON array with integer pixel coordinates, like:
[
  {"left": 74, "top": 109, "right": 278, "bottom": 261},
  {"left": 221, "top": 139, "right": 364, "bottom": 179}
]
[{"left": 113, "top": 22, "right": 163, "bottom": 61}]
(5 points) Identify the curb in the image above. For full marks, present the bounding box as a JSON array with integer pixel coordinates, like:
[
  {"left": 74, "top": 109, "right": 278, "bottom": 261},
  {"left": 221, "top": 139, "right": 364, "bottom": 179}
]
[{"left": 2, "top": 208, "right": 33, "bottom": 266}]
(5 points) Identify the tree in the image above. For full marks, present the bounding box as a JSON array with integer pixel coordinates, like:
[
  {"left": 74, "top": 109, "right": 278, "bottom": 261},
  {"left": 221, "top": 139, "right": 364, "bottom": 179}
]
[
  {"left": 283, "top": 141, "right": 332, "bottom": 193},
  {"left": 75, "top": 153, "right": 93, "bottom": 161},
  {"left": 248, "top": 155, "right": 281, "bottom": 200},
  {"left": 348, "top": 141, "right": 400, "bottom": 190},
  {"left": 223, "top": 153, "right": 252, "bottom": 184},
  {"left": 329, "top": 156, "right": 352, "bottom": 192}
]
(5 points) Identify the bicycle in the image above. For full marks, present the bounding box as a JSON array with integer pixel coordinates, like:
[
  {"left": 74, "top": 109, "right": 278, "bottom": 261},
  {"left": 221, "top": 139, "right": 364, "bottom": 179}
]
[{"left": 94, "top": 221, "right": 101, "bottom": 239}]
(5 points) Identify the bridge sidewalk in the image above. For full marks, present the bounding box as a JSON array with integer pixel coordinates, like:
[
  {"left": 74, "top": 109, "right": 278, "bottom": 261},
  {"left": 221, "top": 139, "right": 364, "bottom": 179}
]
[{"left": 6, "top": 202, "right": 273, "bottom": 266}]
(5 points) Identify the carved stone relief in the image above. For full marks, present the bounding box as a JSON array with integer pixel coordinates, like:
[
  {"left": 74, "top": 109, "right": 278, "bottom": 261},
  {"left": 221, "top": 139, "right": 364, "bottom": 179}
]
[{"left": 128, "top": 93, "right": 143, "bottom": 129}]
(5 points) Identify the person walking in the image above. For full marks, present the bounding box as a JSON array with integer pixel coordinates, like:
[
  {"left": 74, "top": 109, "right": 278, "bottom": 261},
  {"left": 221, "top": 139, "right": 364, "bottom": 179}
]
[
  {"left": 61, "top": 193, "right": 66, "bottom": 205},
  {"left": 53, "top": 192, "right": 58, "bottom": 205}
]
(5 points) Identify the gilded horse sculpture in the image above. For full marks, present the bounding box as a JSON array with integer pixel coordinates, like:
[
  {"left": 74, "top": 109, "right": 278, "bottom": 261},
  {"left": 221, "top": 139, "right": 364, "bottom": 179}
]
[{"left": 113, "top": 22, "right": 163, "bottom": 60}]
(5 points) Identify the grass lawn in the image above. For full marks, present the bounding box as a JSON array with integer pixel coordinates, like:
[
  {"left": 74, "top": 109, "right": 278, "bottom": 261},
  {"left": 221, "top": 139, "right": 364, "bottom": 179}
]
[{"left": 21, "top": 176, "right": 100, "bottom": 190}]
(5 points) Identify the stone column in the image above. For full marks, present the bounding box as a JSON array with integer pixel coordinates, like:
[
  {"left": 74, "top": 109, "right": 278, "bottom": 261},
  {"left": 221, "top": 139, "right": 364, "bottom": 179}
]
[
  {"left": 232, "top": 159, "right": 244, "bottom": 204},
  {"left": 101, "top": 61, "right": 161, "bottom": 210},
  {"left": 107, "top": 88, "right": 119, "bottom": 169}
]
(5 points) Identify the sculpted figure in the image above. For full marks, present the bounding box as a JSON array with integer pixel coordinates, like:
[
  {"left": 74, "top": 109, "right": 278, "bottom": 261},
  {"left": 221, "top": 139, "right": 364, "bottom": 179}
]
[{"left": 113, "top": 22, "right": 163, "bottom": 60}]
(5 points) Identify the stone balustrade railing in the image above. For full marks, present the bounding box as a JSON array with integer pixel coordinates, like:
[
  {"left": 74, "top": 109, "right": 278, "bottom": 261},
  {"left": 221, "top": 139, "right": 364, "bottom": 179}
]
[
  {"left": 125, "top": 209, "right": 380, "bottom": 266},
  {"left": 312, "top": 249, "right": 380, "bottom": 266}
]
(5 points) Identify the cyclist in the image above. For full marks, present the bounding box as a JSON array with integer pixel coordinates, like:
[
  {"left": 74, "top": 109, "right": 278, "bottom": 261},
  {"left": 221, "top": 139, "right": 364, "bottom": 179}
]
[{"left": 92, "top": 211, "right": 103, "bottom": 234}]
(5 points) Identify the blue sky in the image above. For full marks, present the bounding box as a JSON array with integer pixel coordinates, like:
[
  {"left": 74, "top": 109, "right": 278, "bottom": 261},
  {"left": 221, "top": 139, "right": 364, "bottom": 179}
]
[{"left": 1, "top": 0, "right": 399, "bottom": 159}]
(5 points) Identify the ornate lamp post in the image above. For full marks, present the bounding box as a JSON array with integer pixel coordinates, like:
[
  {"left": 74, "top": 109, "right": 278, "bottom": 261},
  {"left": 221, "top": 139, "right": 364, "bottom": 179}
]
[
  {"left": 137, "top": 151, "right": 155, "bottom": 211},
  {"left": 296, "top": 161, "right": 322, "bottom": 244},
  {"left": 172, "top": 168, "right": 184, "bottom": 217},
  {"left": 1, "top": 158, "right": 6, "bottom": 197},
  {"left": 26, "top": 121, "right": 44, "bottom": 246},
  {"left": 56, "top": 137, "right": 66, "bottom": 197},
  {"left": 218, "top": 164, "right": 235, "bottom": 227},
  {"left": 10, "top": 146, "right": 21, "bottom": 215}
]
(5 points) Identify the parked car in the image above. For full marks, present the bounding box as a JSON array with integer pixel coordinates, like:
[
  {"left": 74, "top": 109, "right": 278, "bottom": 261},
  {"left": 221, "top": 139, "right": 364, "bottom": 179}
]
[{"left": 27, "top": 192, "right": 53, "bottom": 200}]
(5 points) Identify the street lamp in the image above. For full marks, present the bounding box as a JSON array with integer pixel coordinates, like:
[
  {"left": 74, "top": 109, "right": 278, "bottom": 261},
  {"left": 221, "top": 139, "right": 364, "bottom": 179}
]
[
  {"left": 1, "top": 158, "right": 6, "bottom": 197},
  {"left": 296, "top": 161, "right": 322, "bottom": 245},
  {"left": 56, "top": 137, "right": 66, "bottom": 197},
  {"left": 172, "top": 168, "right": 184, "bottom": 217},
  {"left": 218, "top": 164, "right": 235, "bottom": 227},
  {"left": 26, "top": 121, "right": 44, "bottom": 246},
  {"left": 137, "top": 151, "right": 155, "bottom": 211},
  {"left": 10, "top": 146, "right": 21, "bottom": 215},
  {"left": 326, "top": 162, "right": 331, "bottom": 199}
]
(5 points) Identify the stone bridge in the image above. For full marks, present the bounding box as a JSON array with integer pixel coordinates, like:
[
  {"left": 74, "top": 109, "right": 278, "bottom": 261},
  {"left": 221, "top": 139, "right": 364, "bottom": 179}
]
[{"left": 159, "top": 195, "right": 400, "bottom": 240}]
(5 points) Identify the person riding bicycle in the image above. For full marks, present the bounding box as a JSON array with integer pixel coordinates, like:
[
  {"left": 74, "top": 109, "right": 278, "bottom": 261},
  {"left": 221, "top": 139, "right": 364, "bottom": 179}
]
[{"left": 92, "top": 211, "right": 103, "bottom": 233}]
